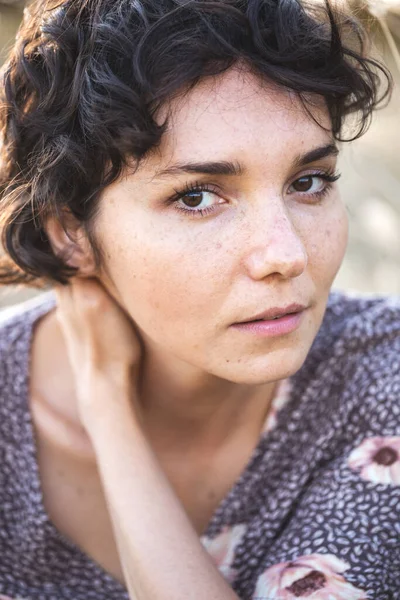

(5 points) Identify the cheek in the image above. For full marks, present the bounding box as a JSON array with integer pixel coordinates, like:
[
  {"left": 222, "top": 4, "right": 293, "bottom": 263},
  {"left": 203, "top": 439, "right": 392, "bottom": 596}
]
[
  {"left": 101, "top": 221, "right": 228, "bottom": 335},
  {"left": 307, "top": 201, "right": 349, "bottom": 285}
]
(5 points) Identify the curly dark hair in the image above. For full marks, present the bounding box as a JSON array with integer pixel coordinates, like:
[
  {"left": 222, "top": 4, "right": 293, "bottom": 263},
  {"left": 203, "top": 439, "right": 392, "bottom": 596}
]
[{"left": 0, "top": 0, "right": 392, "bottom": 286}]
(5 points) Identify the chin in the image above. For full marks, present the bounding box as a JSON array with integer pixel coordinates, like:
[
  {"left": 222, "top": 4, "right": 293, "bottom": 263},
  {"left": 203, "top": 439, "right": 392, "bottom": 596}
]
[{"left": 218, "top": 346, "right": 311, "bottom": 385}]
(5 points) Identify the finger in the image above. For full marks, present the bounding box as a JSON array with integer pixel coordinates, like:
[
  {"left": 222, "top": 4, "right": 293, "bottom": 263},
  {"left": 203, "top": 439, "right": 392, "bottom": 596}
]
[
  {"left": 71, "top": 277, "right": 106, "bottom": 310},
  {"left": 67, "top": 278, "right": 112, "bottom": 344},
  {"left": 54, "top": 282, "right": 74, "bottom": 317},
  {"left": 54, "top": 281, "right": 85, "bottom": 335}
]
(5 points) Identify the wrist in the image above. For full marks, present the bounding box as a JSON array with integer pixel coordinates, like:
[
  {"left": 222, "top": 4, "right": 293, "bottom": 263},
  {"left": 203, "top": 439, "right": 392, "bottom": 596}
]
[
  {"left": 78, "top": 365, "right": 142, "bottom": 433},
  {"left": 89, "top": 361, "right": 136, "bottom": 390}
]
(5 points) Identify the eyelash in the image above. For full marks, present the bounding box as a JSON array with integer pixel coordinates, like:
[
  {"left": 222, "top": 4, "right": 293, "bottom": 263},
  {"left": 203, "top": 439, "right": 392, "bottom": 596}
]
[{"left": 167, "top": 170, "right": 342, "bottom": 219}]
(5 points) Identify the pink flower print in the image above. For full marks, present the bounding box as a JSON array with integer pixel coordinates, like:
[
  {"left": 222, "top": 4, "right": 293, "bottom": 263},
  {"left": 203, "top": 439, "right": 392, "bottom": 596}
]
[
  {"left": 262, "top": 379, "right": 292, "bottom": 434},
  {"left": 200, "top": 523, "right": 247, "bottom": 583},
  {"left": 348, "top": 436, "right": 400, "bottom": 486},
  {"left": 253, "top": 553, "right": 367, "bottom": 599}
]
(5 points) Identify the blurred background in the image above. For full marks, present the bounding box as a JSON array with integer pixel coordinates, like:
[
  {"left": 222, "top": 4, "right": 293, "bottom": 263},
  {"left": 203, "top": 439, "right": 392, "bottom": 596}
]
[{"left": 0, "top": 0, "right": 399, "bottom": 309}]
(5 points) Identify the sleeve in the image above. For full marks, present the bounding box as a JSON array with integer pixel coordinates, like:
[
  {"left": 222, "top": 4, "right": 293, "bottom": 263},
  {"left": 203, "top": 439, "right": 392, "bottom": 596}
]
[{"left": 250, "top": 298, "right": 400, "bottom": 600}]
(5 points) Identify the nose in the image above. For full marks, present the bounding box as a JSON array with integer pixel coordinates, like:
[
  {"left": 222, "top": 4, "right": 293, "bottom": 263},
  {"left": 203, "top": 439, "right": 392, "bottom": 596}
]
[{"left": 243, "top": 199, "right": 308, "bottom": 281}]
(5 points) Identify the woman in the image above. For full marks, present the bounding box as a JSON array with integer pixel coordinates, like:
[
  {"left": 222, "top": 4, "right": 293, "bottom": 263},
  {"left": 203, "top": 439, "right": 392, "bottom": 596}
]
[{"left": 0, "top": 0, "right": 398, "bottom": 599}]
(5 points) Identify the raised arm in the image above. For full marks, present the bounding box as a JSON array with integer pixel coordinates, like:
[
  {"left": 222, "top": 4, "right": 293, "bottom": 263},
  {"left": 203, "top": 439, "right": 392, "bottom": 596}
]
[{"left": 55, "top": 278, "right": 239, "bottom": 600}]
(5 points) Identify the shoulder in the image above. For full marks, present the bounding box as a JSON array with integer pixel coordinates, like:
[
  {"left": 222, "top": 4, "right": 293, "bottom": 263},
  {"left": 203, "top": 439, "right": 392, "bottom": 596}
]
[
  {"left": 0, "top": 291, "right": 56, "bottom": 340},
  {"left": 0, "top": 291, "right": 56, "bottom": 406},
  {"left": 249, "top": 293, "right": 400, "bottom": 600},
  {"left": 316, "top": 290, "right": 399, "bottom": 356},
  {"left": 296, "top": 290, "right": 399, "bottom": 438},
  {"left": 305, "top": 290, "right": 399, "bottom": 384}
]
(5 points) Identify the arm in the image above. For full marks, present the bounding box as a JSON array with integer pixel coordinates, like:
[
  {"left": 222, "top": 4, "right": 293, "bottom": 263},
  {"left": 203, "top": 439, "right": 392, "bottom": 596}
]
[
  {"left": 86, "top": 377, "right": 239, "bottom": 600},
  {"left": 55, "top": 280, "right": 239, "bottom": 600}
]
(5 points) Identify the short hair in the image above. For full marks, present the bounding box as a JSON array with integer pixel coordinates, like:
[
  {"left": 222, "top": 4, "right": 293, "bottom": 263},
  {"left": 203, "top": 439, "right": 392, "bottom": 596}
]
[{"left": 0, "top": 0, "right": 392, "bottom": 286}]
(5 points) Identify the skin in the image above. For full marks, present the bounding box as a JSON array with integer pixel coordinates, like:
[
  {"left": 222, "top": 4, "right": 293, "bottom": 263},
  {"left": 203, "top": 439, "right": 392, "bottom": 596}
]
[
  {"left": 38, "top": 64, "right": 350, "bottom": 456},
  {"left": 91, "top": 67, "right": 347, "bottom": 442},
  {"left": 30, "top": 66, "right": 348, "bottom": 582}
]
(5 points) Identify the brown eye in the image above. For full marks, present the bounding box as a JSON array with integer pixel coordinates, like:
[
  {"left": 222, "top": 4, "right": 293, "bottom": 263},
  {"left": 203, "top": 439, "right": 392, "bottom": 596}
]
[
  {"left": 292, "top": 176, "right": 314, "bottom": 192},
  {"left": 289, "top": 174, "right": 328, "bottom": 196},
  {"left": 181, "top": 191, "right": 204, "bottom": 207},
  {"left": 170, "top": 185, "right": 227, "bottom": 218}
]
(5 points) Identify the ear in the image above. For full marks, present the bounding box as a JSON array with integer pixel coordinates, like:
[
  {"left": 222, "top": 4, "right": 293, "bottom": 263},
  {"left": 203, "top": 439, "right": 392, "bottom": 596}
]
[{"left": 45, "top": 211, "right": 97, "bottom": 277}]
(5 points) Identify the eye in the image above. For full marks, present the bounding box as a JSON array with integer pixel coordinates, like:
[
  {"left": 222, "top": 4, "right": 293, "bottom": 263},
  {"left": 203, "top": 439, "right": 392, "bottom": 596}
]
[
  {"left": 170, "top": 184, "right": 226, "bottom": 218},
  {"left": 290, "top": 175, "right": 326, "bottom": 194},
  {"left": 288, "top": 171, "right": 341, "bottom": 200},
  {"left": 180, "top": 190, "right": 218, "bottom": 209}
]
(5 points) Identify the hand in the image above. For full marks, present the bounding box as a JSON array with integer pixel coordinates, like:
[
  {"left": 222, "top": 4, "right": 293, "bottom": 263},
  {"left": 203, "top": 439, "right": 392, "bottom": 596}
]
[{"left": 54, "top": 277, "right": 143, "bottom": 429}]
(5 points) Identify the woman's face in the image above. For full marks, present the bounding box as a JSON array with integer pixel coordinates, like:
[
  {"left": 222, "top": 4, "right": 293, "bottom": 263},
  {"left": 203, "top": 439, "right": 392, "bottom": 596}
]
[{"left": 93, "top": 67, "right": 348, "bottom": 385}]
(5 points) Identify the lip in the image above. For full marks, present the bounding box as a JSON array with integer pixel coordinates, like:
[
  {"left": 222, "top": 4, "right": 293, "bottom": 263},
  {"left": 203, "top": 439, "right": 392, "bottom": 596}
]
[
  {"left": 235, "top": 303, "right": 307, "bottom": 324},
  {"left": 231, "top": 309, "right": 306, "bottom": 337}
]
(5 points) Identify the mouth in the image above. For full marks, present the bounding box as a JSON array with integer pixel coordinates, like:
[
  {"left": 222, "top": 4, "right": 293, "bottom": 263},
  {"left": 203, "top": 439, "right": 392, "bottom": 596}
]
[
  {"left": 235, "top": 303, "right": 307, "bottom": 325},
  {"left": 231, "top": 305, "right": 307, "bottom": 337}
]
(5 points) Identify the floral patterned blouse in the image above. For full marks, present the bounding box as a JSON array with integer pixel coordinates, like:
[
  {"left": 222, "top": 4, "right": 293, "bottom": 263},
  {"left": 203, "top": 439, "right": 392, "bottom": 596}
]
[{"left": 0, "top": 290, "right": 399, "bottom": 600}]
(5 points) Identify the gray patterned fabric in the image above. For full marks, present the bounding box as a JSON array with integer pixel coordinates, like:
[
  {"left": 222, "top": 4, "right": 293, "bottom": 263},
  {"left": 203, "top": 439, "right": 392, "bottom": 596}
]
[{"left": 0, "top": 291, "right": 399, "bottom": 600}]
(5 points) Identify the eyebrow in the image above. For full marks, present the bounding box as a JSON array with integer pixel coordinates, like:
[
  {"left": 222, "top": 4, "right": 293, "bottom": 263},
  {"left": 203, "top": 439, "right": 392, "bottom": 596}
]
[
  {"left": 156, "top": 160, "right": 243, "bottom": 178},
  {"left": 155, "top": 143, "right": 339, "bottom": 179},
  {"left": 292, "top": 143, "right": 339, "bottom": 169}
]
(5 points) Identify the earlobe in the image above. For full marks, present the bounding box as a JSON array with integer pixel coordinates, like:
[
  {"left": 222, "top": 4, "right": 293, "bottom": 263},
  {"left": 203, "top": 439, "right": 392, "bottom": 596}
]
[{"left": 45, "top": 214, "right": 97, "bottom": 276}]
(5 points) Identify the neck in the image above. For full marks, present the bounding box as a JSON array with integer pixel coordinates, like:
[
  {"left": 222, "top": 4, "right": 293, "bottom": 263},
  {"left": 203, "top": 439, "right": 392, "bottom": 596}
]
[
  {"left": 138, "top": 342, "right": 277, "bottom": 455},
  {"left": 32, "top": 308, "right": 277, "bottom": 463}
]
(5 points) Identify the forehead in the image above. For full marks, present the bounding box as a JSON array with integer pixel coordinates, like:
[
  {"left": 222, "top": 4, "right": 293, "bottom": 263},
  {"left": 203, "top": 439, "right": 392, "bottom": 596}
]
[{"left": 152, "top": 67, "right": 333, "bottom": 169}]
